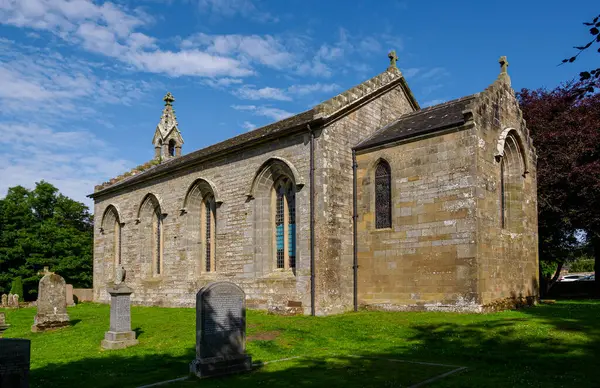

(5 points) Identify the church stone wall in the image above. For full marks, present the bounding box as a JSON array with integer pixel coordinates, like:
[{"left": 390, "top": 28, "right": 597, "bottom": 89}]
[
  {"left": 355, "top": 126, "right": 480, "bottom": 311},
  {"left": 94, "top": 132, "right": 313, "bottom": 313},
  {"left": 313, "top": 84, "right": 415, "bottom": 314},
  {"left": 472, "top": 79, "right": 539, "bottom": 308}
]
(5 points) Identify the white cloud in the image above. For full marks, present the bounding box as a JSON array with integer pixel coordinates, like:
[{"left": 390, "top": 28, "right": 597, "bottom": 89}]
[
  {"left": 422, "top": 99, "right": 446, "bottom": 107},
  {"left": 0, "top": 0, "right": 258, "bottom": 78},
  {"left": 234, "top": 86, "right": 291, "bottom": 101},
  {"left": 402, "top": 67, "right": 420, "bottom": 78},
  {"left": 232, "top": 105, "right": 293, "bottom": 121},
  {"left": 204, "top": 77, "right": 244, "bottom": 88},
  {"left": 182, "top": 33, "right": 293, "bottom": 69},
  {"left": 241, "top": 121, "right": 257, "bottom": 131},
  {"left": 0, "top": 122, "right": 131, "bottom": 207},
  {"left": 233, "top": 83, "right": 340, "bottom": 101},
  {"left": 197, "top": 0, "right": 277, "bottom": 22},
  {"left": 420, "top": 67, "right": 449, "bottom": 79}
]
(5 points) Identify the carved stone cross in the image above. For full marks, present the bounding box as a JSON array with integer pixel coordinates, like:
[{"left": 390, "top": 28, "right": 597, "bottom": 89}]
[
  {"left": 388, "top": 50, "right": 398, "bottom": 68},
  {"left": 499, "top": 56, "right": 509, "bottom": 74},
  {"left": 163, "top": 92, "right": 175, "bottom": 106},
  {"left": 38, "top": 266, "right": 52, "bottom": 276}
]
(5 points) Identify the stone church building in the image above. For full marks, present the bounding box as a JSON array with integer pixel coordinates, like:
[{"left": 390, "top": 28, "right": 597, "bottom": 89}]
[{"left": 90, "top": 53, "right": 538, "bottom": 315}]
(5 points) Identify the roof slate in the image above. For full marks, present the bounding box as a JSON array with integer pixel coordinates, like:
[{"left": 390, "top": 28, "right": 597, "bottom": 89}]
[{"left": 355, "top": 95, "right": 477, "bottom": 151}]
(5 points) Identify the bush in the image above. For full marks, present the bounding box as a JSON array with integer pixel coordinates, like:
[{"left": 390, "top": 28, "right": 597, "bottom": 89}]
[
  {"left": 10, "top": 277, "right": 24, "bottom": 301},
  {"left": 569, "top": 258, "right": 595, "bottom": 273}
]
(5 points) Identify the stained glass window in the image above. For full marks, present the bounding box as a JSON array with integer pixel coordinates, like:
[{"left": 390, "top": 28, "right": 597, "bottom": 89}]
[
  {"left": 375, "top": 161, "right": 392, "bottom": 229},
  {"left": 276, "top": 184, "right": 285, "bottom": 269},
  {"left": 154, "top": 207, "right": 161, "bottom": 275},
  {"left": 288, "top": 188, "right": 296, "bottom": 269}
]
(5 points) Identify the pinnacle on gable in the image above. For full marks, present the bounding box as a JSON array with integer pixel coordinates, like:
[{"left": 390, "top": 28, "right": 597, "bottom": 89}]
[
  {"left": 163, "top": 92, "right": 175, "bottom": 106},
  {"left": 388, "top": 50, "right": 398, "bottom": 69}
]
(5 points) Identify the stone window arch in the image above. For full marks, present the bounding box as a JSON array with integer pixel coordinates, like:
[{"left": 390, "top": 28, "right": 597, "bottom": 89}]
[
  {"left": 497, "top": 130, "right": 526, "bottom": 231},
  {"left": 182, "top": 179, "right": 220, "bottom": 274},
  {"left": 101, "top": 205, "right": 122, "bottom": 281},
  {"left": 138, "top": 194, "right": 164, "bottom": 276},
  {"left": 249, "top": 158, "right": 301, "bottom": 273},
  {"left": 375, "top": 159, "right": 392, "bottom": 229}
]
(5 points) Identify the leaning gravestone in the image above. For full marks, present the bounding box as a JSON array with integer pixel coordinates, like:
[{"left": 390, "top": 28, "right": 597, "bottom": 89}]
[
  {"left": 101, "top": 282, "right": 138, "bottom": 350},
  {"left": 0, "top": 338, "right": 31, "bottom": 388},
  {"left": 31, "top": 272, "right": 70, "bottom": 332},
  {"left": 0, "top": 312, "right": 9, "bottom": 337},
  {"left": 189, "top": 282, "right": 252, "bottom": 378}
]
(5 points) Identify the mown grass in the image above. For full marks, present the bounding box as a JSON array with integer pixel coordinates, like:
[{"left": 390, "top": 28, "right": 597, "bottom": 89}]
[{"left": 1, "top": 300, "right": 598, "bottom": 387}]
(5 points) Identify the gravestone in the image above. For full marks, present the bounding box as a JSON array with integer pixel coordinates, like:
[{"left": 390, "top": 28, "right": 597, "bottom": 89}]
[
  {"left": 7, "top": 294, "right": 14, "bottom": 307},
  {"left": 65, "top": 284, "right": 75, "bottom": 306},
  {"left": 0, "top": 338, "right": 30, "bottom": 388},
  {"left": 12, "top": 294, "right": 19, "bottom": 309},
  {"left": 0, "top": 312, "right": 9, "bottom": 337},
  {"left": 189, "top": 282, "right": 252, "bottom": 378},
  {"left": 101, "top": 283, "right": 138, "bottom": 349},
  {"left": 31, "top": 272, "right": 70, "bottom": 332},
  {"left": 1, "top": 294, "right": 7, "bottom": 307}
]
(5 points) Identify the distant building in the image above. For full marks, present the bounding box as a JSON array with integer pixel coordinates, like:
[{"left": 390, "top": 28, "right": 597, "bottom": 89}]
[{"left": 90, "top": 53, "right": 538, "bottom": 314}]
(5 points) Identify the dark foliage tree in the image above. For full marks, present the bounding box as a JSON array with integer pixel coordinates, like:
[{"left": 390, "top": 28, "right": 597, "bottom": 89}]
[
  {"left": 518, "top": 84, "right": 600, "bottom": 294},
  {"left": 562, "top": 13, "right": 600, "bottom": 95},
  {"left": 0, "top": 181, "right": 93, "bottom": 300}
]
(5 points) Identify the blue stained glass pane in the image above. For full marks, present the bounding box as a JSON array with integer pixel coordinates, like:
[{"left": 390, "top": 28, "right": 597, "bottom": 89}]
[
  {"left": 288, "top": 224, "right": 296, "bottom": 255},
  {"left": 276, "top": 224, "right": 284, "bottom": 250}
]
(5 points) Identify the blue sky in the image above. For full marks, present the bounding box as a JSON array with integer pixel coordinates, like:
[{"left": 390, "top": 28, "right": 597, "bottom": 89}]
[{"left": 0, "top": 0, "right": 596, "bottom": 207}]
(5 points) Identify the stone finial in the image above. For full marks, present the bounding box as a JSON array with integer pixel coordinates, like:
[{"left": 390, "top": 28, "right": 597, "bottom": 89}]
[
  {"left": 38, "top": 266, "right": 52, "bottom": 276},
  {"left": 388, "top": 50, "right": 398, "bottom": 68},
  {"left": 499, "top": 56, "right": 509, "bottom": 74},
  {"left": 163, "top": 92, "right": 175, "bottom": 106}
]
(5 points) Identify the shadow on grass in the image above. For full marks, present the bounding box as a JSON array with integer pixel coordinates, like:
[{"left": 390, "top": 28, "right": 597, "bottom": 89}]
[
  {"left": 133, "top": 327, "right": 144, "bottom": 338},
  {"left": 69, "top": 319, "right": 82, "bottom": 327},
  {"left": 29, "top": 301, "right": 600, "bottom": 388}
]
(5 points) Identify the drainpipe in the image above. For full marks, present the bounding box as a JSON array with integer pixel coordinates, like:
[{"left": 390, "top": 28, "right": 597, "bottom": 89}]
[
  {"left": 308, "top": 124, "right": 316, "bottom": 316},
  {"left": 352, "top": 149, "right": 358, "bottom": 312}
]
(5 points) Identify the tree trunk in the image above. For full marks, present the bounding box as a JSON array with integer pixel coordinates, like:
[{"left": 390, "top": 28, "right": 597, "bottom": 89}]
[{"left": 544, "top": 262, "right": 564, "bottom": 297}]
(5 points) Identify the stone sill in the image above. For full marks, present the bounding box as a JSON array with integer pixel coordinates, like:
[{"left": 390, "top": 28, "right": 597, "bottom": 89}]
[
  {"left": 370, "top": 227, "right": 393, "bottom": 234},
  {"left": 262, "top": 269, "right": 297, "bottom": 279}
]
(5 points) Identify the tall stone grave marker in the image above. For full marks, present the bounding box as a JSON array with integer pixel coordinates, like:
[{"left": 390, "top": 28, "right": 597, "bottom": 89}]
[
  {"left": 0, "top": 312, "right": 9, "bottom": 337},
  {"left": 31, "top": 272, "right": 70, "bottom": 332},
  {"left": 65, "top": 284, "right": 75, "bottom": 306},
  {"left": 0, "top": 338, "right": 31, "bottom": 388},
  {"left": 12, "top": 294, "right": 19, "bottom": 308},
  {"left": 101, "top": 282, "right": 138, "bottom": 349},
  {"left": 1, "top": 294, "right": 7, "bottom": 307},
  {"left": 189, "top": 282, "right": 252, "bottom": 378}
]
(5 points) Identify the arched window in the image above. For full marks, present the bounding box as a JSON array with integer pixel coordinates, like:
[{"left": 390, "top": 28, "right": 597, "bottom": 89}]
[
  {"left": 168, "top": 139, "right": 176, "bottom": 157},
  {"left": 375, "top": 160, "right": 392, "bottom": 229},
  {"left": 101, "top": 205, "right": 122, "bottom": 280},
  {"left": 139, "top": 194, "right": 163, "bottom": 277},
  {"left": 153, "top": 205, "right": 163, "bottom": 275},
  {"left": 500, "top": 133, "right": 525, "bottom": 230},
  {"left": 183, "top": 179, "right": 219, "bottom": 274},
  {"left": 274, "top": 177, "right": 296, "bottom": 269},
  {"left": 202, "top": 194, "right": 216, "bottom": 272}
]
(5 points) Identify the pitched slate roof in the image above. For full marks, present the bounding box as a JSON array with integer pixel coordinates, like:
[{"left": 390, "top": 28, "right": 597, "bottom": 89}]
[
  {"left": 90, "top": 66, "right": 418, "bottom": 198},
  {"left": 355, "top": 95, "right": 477, "bottom": 151}
]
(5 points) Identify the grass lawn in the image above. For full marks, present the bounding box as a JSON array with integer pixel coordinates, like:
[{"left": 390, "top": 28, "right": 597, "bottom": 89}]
[{"left": 1, "top": 300, "right": 598, "bottom": 387}]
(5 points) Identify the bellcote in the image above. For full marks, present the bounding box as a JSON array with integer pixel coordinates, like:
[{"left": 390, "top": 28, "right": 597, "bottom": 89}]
[{"left": 153, "top": 92, "right": 184, "bottom": 161}]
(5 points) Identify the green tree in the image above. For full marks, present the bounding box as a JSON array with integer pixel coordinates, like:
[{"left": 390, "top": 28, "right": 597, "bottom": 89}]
[
  {"left": 9, "top": 277, "right": 24, "bottom": 301},
  {"left": 0, "top": 181, "right": 93, "bottom": 300}
]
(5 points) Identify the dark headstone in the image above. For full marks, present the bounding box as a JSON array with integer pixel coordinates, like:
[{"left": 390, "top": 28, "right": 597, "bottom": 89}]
[
  {"left": 101, "top": 283, "right": 138, "bottom": 350},
  {"left": 31, "top": 273, "right": 70, "bottom": 332},
  {"left": 190, "top": 282, "right": 252, "bottom": 378},
  {"left": 0, "top": 338, "right": 30, "bottom": 388}
]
